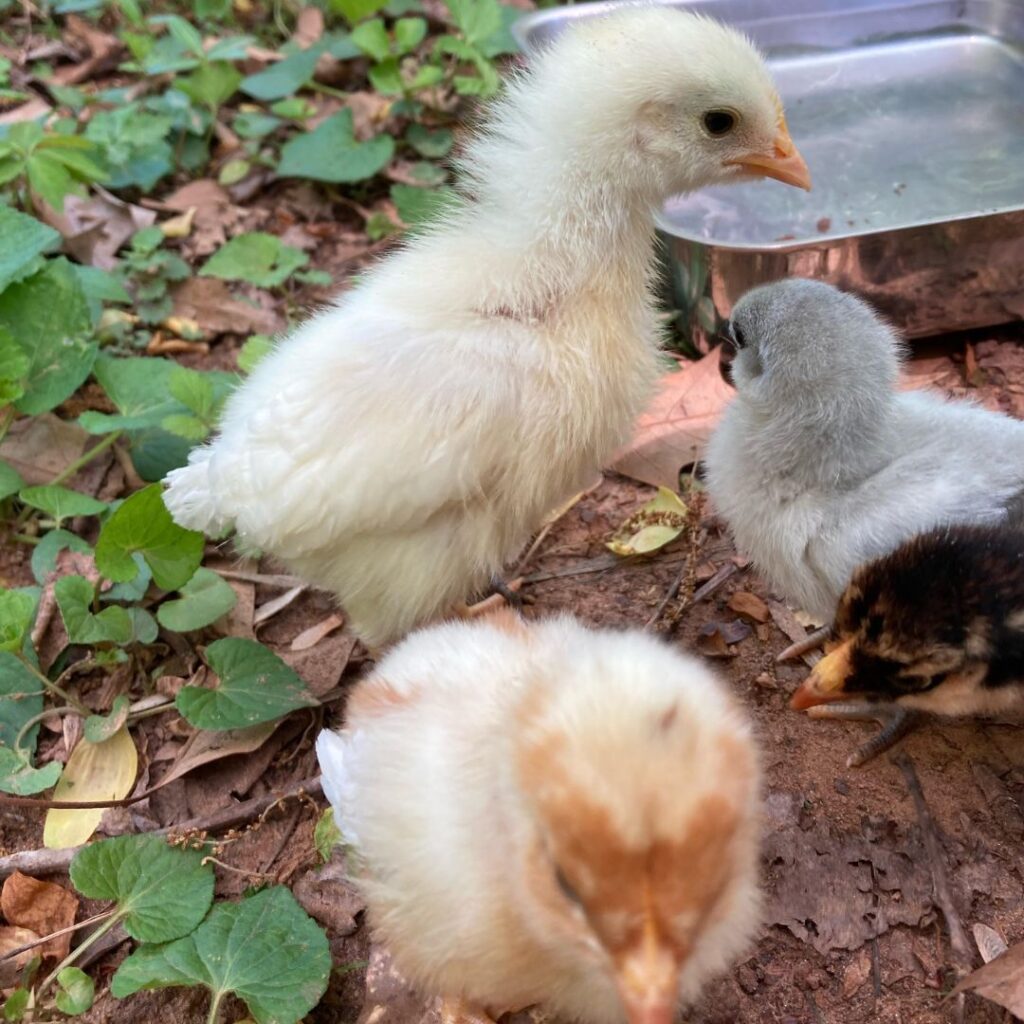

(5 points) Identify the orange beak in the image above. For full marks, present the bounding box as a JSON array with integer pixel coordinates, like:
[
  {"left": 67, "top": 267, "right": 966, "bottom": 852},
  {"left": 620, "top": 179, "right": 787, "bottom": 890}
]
[
  {"left": 790, "top": 637, "right": 855, "bottom": 710},
  {"left": 615, "top": 917, "right": 681, "bottom": 1024},
  {"left": 729, "top": 117, "right": 811, "bottom": 191}
]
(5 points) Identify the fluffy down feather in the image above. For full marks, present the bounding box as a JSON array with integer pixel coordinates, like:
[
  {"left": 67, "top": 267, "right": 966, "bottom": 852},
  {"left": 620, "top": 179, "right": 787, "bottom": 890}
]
[
  {"left": 705, "top": 279, "right": 1024, "bottom": 621},
  {"left": 164, "top": 7, "right": 808, "bottom": 648},
  {"left": 316, "top": 611, "right": 761, "bottom": 1024}
]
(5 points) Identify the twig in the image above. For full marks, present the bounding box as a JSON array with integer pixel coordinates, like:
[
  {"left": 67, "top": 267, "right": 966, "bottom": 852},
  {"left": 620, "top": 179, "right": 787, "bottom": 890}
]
[
  {"left": 213, "top": 567, "right": 308, "bottom": 589},
  {"left": 646, "top": 561, "right": 738, "bottom": 632},
  {"left": 894, "top": 753, "right": 974, "bottom": 979},
  {"left": 0, "top": 909, "right": 115, "bottom": 965},
  {"left": 0, "top": 776, "right": 324, "bottom": 879}
]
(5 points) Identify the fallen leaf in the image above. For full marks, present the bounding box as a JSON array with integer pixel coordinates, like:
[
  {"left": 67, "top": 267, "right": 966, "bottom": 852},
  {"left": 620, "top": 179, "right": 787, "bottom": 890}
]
[
  {"left": 293, "top": 7, "right": 325, "bottom": 48},
  {"left": 973, "top": 922, "right": 1009, "bottom": 964},
  {"left": 356, "top": 945, "right": 438, "bottom": 1024},
  {"left": 696, "top": 619, "right": 749, "bottom": 658},
  {"left": 57, "top": 14, "right": 121, "bottom": 85},
  {"left": 767, "top": 600, "right": 808, "bottom": 648},
  {"left": 290, "top": 612, "right": 345, "bottom": 652},
  {"left": 159, "top": 180, "right": 244, "bottom": 257},
  {"left": 171, "top": 277, "right": 280, "bottom": 336},
  {"left": 159, "top": 721, "right": 279, "bottom": 789},
  {"left": 606, "top": 486, "right": 691, "bottom": 557},
  {"left": 160, "top": 208, "right": 196, "bottom": 239},
  {"left": 841, "top": 949, "right": 871, "bottom": 997},
  {"left": 727, "top": 591, "right": 770, "bottom": 623},
  {"left": 43, "top": 725, "right": 138, "bottom": 849},
  {"left": 0, "top": 98, "right": 52, "bottom": 127},
  {"left": 292, "top": 859, "right": 365, "bottom": 937},
  {"left": 954, "top": 939, "right": 1024, "bottom": 1015},
  {"left": 613, "top": 348, "right": 733, "bottom": 488},
  {"left": 224, "top": 578, "right": 256, "bottom": 638},
  {"left": 1, "top": 872, "right": 79, "bottom": 961},
  {"left": 0, "top": 926, "right": 39, "bottom": 988},
  {"left": 281, "top": 631, "right": 356, "bottom": 697},
  {"left": 254, "top": 584, "right": 306, "bottom": 626},
  {"left": 0, "top": 414, "right": 88, "bottom": 485}
]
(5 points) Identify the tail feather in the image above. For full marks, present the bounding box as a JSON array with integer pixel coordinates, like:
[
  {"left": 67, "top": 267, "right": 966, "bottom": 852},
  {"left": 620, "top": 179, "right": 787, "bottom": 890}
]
[
  {"left": 316, "top": 728, "right": 362, "bottom": 849},
  {"left": 163, "top": 447, "right": 233, "bottom": 535}
]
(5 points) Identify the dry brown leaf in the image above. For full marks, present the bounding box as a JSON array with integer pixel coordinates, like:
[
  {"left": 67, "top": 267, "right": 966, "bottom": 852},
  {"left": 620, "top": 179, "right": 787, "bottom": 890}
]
[
  {"left": 254, "top": 584, "right": 306, "bottom": 626},
  {"left": 973, "top": 922, "right": 1009, "bottom": 964},
  {"left": 727, "top": 591, "right": 770, "bottom": 624},
  {"left": 953, "top": 939, "right": 1024, "bottom": 1015},
  {"left": 292, "top": 859, "right": 365, "bottom": 937},
  {"left": 56, "top": 14, "right": 121, "bottom": 85},
  {"left": 347, "top": 92, "right": 394, "bottom": 140},
  {"left": 356, "top": 945, "right": 438, "bottom": 1024},
  {"left": 0, "top": 926, "right": 40, "bottom": 988},
  {"left": 695, "top": 620, "right": 749, "bottom": 658},
  {"left": 290, "top": 612, "right": 345, "bottom": 652},
  {"left": 158, "top": 722, "right": 279, "bottom": 789},
  {"left": 43, "top": 725, "right": 138, "bottom": 849},
  {"left": 0, "top": 97, "right": 51, "bottom": 126},
  {"left": 0, "top": 413, "right": 88, "bottom": 484},
  {"left": 1, "top": 872, "right": 79, "bottom": 961},
  {"left": 841, "top": 949, "right": 872, "bottom": 998},
  {"left": 767, "top": 600, "right": 808, "bottom": 648},
  {"left": 160, "top": 179, "right": 244, "bottom": 256},
  {"left": 39, "top": 189, "right": 156, "bottom": 269},
  {"left": 161, "top": 207, "right": 196, "bottom": 239},
  {"left": 281, "top": 631, "right": 356, "bottom": 697},
  {"left": 293, "top": 6, "right": 325, "bottom": 48},
  {"left": 613, "top": 348, "right": 733, "bottom": 489},
  {"left": 171, "top": 277, "right": 280, "bottom": 336}
]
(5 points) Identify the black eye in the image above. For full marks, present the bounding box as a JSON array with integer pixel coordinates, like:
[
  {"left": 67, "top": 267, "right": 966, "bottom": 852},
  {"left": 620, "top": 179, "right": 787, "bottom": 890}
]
[
  {"left": 728, "top": 321, "right": 746, "bottom": 349},
  {"left": 703, "top": 109, "right": 737, "bottom": 137},
  {"left": 554, "top": 866, "right": 582, "bottom": 905}
]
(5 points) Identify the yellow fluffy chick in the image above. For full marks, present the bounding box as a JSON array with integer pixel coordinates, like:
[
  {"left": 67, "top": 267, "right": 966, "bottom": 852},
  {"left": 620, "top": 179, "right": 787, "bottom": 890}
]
[
  {"left": 316, "top": 611, "right": 761, "bottom": 1024},
  {"left": 164, "top": 8, "right": 809, "bottom": 648}
]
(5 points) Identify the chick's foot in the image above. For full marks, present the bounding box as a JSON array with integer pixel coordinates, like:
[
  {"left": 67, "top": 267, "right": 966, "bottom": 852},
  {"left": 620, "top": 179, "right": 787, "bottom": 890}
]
[
  {"left": 456, "top": 576, "right": 529, "bottom": 619},
  {"left": 439, "top": 996, "right": 499, "bottom": 1024},
  {"left": 807, "top": 702, "right": 923, "bottom": 768}
]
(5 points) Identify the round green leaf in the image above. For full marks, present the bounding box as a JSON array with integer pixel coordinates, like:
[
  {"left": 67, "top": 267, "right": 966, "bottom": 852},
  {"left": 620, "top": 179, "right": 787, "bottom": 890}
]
[
  {"left": 84, "top": 694, "right": 130, "bottom": 743},
  {"left": 70, "top": 834, "right": 214, "bottom": 943},
  {"left": 18, "top": 485, "right": 107, "bottom": 524},
  {"left": 30, "top": 529, "right": 93, "bottom": 585},
  {"left": 0, "top": 747, "right": 62, "bottom": 796},
  {"left": 94, "top": 484, "right": 205, "bottom": 591},
  {"left": 55, "top": 575, "right": 133, "bottom": 646},
  {"left": 0, "top": 651, "right": 43, "bottom": 752},
  {"left": 0, "top": 589, "right": 35, "bottom": 653},
  {"left": 277, "top": 109, "right": 394, "bottom": 184},
  {"left": 157, "top": 568, "right": 237, "bottom": 633},
  {"left": 0, "top": 461, "right": 24, "bottom": 502},
  {"left": 55, "top": 967, "right": 94, "bottom": 1015},
  {"left": 111, "top": 886, "right": 330, "bottom": 1024},
  {"left": 177, "top": 638, "right": 317, "bottom": 730},
  {"left": 199, "top": 233, "right": 307, "bottom": 289}
]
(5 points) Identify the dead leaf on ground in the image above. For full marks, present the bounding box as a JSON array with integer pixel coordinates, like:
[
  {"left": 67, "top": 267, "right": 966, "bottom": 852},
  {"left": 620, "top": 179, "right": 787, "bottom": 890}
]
[
  {"left": 254, "top": 585, "right": 307, "bottom": 626},
  {"left": 172, "top": 277, "right": 281, "bottom": 336},
  {"left": 55, "top": 14, "right": 121, "bottom": 85},
  {"left": 291, "top": 613, "right": 345, "bottom": 652},
  {"left": 613, "top": 347, "right": 733, "bottom": 489},
  {"left": 0, "top": 414, "right": 88, "bottom": 485},
  {"left": 293, "top": 6, "right": 325, "bottom": 48},
  {"left": 282, "top": 631, "right": 356, "bottom": 696},
  {"left": 0, "top": 97, "right": 51, "bottom": 126},
  {"left": 347, "top": 92, "right": 394, "bottom": 140},
  {"left": 224, "top": 578, "right": 257, "bottom": 638},
  {"left": 1, "top": 872, "right": 79, "bottom": 962},
  {"left": 953, "top": 938, "right": 1024, "bottom": 1015},
  {"left": 159, "top": 721, "right": 279, "bottom": 790},
  {"left": 841, "top": 949, "right": 872, "bottom": 997},
  {"left": 696, "top": 619, "right": 749, "bottom": 658},
  {"left": 40, "top": 190, "right": 155, "bottom": 270},
  {"left": 292, "top": 858, "right": 365, "bottom": 937},
  {"left": 0, "top": 926, "right": 40, "bottom": 988},
  {"left": 158, "top": 179, "right": 245, "bottom": 256},
  {"left": 973, "top": 922, "right": 1009, "bottom": 964},
  {"left": 43, "top": 725, "right": 138, "bottom": 849},
  {"left": 606, "top": 486, "right": 690, "bottom": 557},
  {"left": 767, "top": 600, "right": 808, "bottom": 648},
  {"left": 727, "top": 591, "right": 770, "bottom": 623},
  {"left": 356, "top": 945, "right": 438, "bottom": 1024}
]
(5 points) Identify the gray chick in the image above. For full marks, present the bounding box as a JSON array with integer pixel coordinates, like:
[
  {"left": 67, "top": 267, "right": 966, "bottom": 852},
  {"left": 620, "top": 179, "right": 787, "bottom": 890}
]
[{"left": 704, "top": 278, "right": 1024, "bottom": 622}]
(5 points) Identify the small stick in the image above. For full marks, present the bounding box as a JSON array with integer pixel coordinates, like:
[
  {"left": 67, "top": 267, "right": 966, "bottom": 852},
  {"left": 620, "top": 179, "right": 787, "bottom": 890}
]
[
  {"left": 213, "top": 567, "right": 308, "bottom": 589},
  {"left": 0, "top": 909, "right": 114, "bottom": 964},
  {"left": 777, "top": 625, "right": 832, "bottom": 663},
  {"left": 894, "top": 753, "right": 973, "bottom": 972},
  {"left": 0, "top": 776, "right": 324, "bottom": 879},
  {"left": 646, "top": 561, "right": 738, "bottom": 632}
]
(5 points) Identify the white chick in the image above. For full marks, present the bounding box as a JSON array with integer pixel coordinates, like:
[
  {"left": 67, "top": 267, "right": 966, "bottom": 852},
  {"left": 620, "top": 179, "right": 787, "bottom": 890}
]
[
  {"left": 316, "top": 609, "right": 761, "bottom": 1024},
  {"left": 164, "top": 8, "right": 810, "bottom": 649},
  {"left": 705, "top": 278, "right": 1024, "bottom": 622}
]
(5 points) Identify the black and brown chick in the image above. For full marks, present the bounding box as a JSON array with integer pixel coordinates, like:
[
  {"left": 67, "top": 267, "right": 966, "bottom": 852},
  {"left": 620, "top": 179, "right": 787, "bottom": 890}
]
[{"left": 790, "top": 524, "right": 1024, "bottom": 766}]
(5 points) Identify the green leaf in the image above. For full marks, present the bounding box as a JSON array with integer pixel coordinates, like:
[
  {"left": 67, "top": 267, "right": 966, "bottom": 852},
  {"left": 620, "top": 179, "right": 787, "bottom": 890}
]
[
  {"left": 394, "top": 16, "right": 427, "bottom": 53},
  {"left": 269, "top": 97, "right": 316, "bottom": 120},
  {"left": 444, "top": 0, "right": 500, "bottom": 45},
  {"left": 233, "top": 112, "right": 282, "bottom": 139},
  {"left": 84, "top": 694, "right": 130, "bottom": 744},
  {"left": 479, "top": 3, "right": 521, "bottom": 58},
  {"left": 80, "top": 355, "right": 190, "bottom": 434},
  {"left": 368, "top": 58, "right": 404, "bottom": 95},
  {"left": 178, "top": 638, "right": 317, "bottom": 730},
  {"left": 351, "top": 19, "right": 390, "bottom": 61},
  {"left": 391, "top": 183, "right": 457, "bottom": 228},
  {"left": 237, "top": 335, "right": 273, "bottom": 373},
  {"left": 313, "top": 807, "right": 342, "bottom": 862},
  {"left": 157, "top": 568, "right": 236, "bottom": 632},
  {"left": 168, "top": 366, "right": 216, "bottom": 419},
  {"left": 26, "top": 150, "right": 80, "bottom": 212},
  {"left": 56, "top": 575, "right": 134, "bottom": 646},
  {"left": 70, "top": 834, "right": 215, "bottom": 942},
  {"left": 200, "top": 233, "right": 308, "bottom": 289},
  {"left": 0, "top": 747, "right": 61, "bottom": 796},
  {"left": 0, "top": 461, "right": 24, "bottom": 502},
  {"left": 0, "top": 259, "right": 96, "bottom": 416},
  {"left": 55, "top": 967, "right": 94, "bottom": 1015},
  {"left": 3, "top": 988, "right": 29, "bottom": 1021},
  {"left": 31, "top": 529, "right": 93, "bottom": 586},
  {"left": 218, "top": 158, "right": 250, "bottom": 187},
  {"left": 240, "top": 46, "right": 322, "bottom": 101},
  {"left": 160, "top": 414, "right": 208, "bottom": 442},
  {"left": 0, "top": 207, "right": 60, "bottom": 293},
  {"left": 152, "top": 14, "right": 205, "bottom": 58},
  {"left": 111, "top": 886, "right": 331, "bottom": 1024},
  {"left": 95, "top": 485, "right": 205, "bottom": 591},
  {"left": 328, "top": 0, "right": 389, "bottom": 26},
  {"left": 0, "top": 651, "right": 43, "bottom": 752},
  {"left": 177, "top": 62, "right": 242, "bottom": 109},
  {"left": 277, "top": 110, "right": 394, "bottom": 184},
  {"left": 17, "top": 485, "right": 106, "bottom": 525},
  {"left": 0, "top": 590, "right": 36, "bottom": 653},
  {"left": 404, "top": 123, "right": 453, "bottom": 158}
]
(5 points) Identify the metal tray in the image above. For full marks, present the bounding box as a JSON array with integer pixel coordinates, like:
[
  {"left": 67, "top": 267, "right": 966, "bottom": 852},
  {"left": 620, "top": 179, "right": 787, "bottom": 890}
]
[{"left": 514, "top": 0, "right": 1024, "bottom": 340}]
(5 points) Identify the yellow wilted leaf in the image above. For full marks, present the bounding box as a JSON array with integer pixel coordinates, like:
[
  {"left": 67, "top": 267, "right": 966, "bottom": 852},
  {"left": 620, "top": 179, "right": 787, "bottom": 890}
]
[
  {"left": 606, "top": 486, "right": 691, "bottom": 557},
  {"left": 160, "top": 207, "right": 196, "bottom": 239},
  {"left": 43, "top": 726, "right": 137, "bottom": 850}
]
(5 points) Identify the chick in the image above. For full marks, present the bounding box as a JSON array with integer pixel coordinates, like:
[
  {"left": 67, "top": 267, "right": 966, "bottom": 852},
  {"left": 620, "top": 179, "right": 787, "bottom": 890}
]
[
  {"left": 164, "top": 9, "right": 810, "bottom": 649},
  {"left": 705, "top": 279, "right": 1024, "bottom": 624},
  {"left": 316, "top": 610, "right": 761, "bottom": 1024},
  {"left": 790, "top": 524, "right": 1024, "bottom": 766}
]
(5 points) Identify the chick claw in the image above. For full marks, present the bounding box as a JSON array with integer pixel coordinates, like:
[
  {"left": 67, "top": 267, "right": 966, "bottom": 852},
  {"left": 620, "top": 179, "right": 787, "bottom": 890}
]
[
  {"left": 806, "top": 702, "right": 923, "bottom": 768},
  {"left": 439, "top": 996, "right": 499, "bottom": 1024}
]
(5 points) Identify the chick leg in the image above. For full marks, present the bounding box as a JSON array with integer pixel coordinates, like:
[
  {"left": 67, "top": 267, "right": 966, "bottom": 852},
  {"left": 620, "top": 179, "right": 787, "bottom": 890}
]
[
  {"left": 807, "top": 702, "right": 924, "bottom": 768},
  {"left": 457, "top": 576, "right": 527, "bottom": 618},
  {"left": 777, "top": 625, "right": 831, "bottom": 663},
  {"left": 439, "top": 995, "right": 498, "bottom": 1024}
]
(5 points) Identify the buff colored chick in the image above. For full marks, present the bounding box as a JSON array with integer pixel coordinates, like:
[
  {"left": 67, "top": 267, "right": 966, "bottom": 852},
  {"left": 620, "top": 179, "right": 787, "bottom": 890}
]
[
  {"left": 316, "top": 610, "right": 761, "bottom": 1024},
  {"left": 791, "top": 524, "right": 1024, "bottom": 766},
  {"left": 705, "top": 279, "right": 1024, "bottom": 623},
  {"left": 164, "top": 8, "right": 809, "bottom": 649}
]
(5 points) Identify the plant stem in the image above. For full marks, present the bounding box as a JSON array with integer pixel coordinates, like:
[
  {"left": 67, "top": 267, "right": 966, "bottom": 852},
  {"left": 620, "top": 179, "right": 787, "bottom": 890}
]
[
  {"left": 0, "top": 909, "right": 115, "bottom": 965},
  {"left": 18, "top": 657, "right": 91, "bottom": 716},
  {"left": 11, "top": 533, "right": 40, "bottom": 545},
  {"left": 49, "top": 430, "right": 123, "bottom": 487},
  {"left": 206, "top": 991, "right": 224, "bottom": 1024},
  {"left": 36, "top": 912, "right": 121, "bottom": 1003},
  {"left": 13, "top": 705, "right": 75, "bottom": 755},
  {"left": 0, "top": 405, "right": 15, "bottom": 445}
]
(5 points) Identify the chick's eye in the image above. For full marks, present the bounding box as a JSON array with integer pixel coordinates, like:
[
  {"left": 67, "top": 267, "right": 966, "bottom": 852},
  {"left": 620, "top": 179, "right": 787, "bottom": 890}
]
[
  {"left": 728, "top": 321, "right": 746, "bottom": 349},
  {"left": 554, "top": 866, "right": 582, "bottom": 906},
  {"left": 703, "top": 109, "right": 737, "bottom": 137}
]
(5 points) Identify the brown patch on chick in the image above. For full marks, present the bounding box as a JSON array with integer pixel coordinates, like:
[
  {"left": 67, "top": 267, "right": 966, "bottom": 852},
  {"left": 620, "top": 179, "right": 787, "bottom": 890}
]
[
  {"left": 345, "top": 675, "right": 413, "bottom": 719},
  {"left": 481, "top": 606, "right": 530, "bottom": 637}
]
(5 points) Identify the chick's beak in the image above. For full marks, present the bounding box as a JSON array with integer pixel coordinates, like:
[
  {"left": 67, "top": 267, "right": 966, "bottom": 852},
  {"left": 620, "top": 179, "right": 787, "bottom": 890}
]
[
  {"left": 730, "top": 118, "right": 812, "bottom": 191},
  {"left": 790, "top": 637, "right": 855, "bottom": 710},
  {"left": 615, "top": 919, "right": 681, "bottom": 1024}
]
